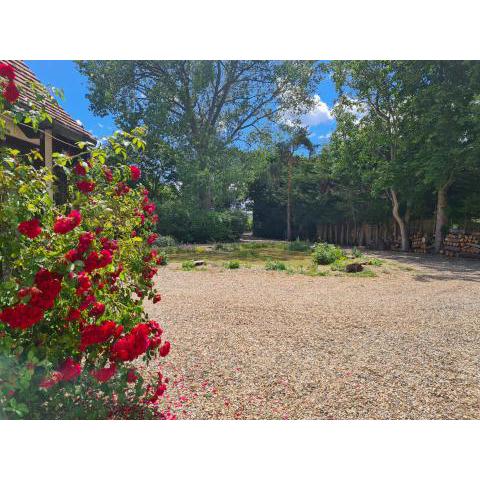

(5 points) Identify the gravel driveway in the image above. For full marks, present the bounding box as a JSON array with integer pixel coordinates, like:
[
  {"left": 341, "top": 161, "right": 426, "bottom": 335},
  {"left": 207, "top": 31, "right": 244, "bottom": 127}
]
[{"left": 146, "top": 254, "right": 480, "bottom": 419}]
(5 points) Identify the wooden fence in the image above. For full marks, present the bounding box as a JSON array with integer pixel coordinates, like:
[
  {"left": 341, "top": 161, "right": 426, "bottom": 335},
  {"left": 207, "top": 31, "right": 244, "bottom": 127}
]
[{"left": 315, "top": 219, "right": 435, "bottom": 249}]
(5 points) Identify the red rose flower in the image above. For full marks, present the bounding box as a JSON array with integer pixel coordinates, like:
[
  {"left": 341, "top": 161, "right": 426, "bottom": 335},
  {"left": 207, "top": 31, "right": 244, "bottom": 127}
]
[
  {"left": 91, "top": 363, "right": 117, "bottom": 383},
  {"left": 0, "top": 303, "right": 44, "bottom": 329},
  {"left": 65, "top": 248, "right": 81, "bottom": 263},
  {"left": 76, "top": 271, "right": 92, "bottom": 295},
  {"left": 18, "top": 218, "right": 42, "bottom": 239},
  {"left": 58, "top": 358, "right": 82, "bottom": 382},
  {"left": 100, "top": 237, "right": 118, "bottom": 253},
  {"left": 79, "top": 293, "right": 96, "bottom": 311},
  {"left": 53, "top": 210, "right": 81, "bottom": 234},
  {"left": 153, "top": 293, "right": 161, "bottom": 304},
  {"left": 0, "top": 62, "right": 15, "bottom": 80},
  {"left": 84, "top": 249, "right": 113, "bottom": 272},
  {"left": 76, "top": 180, "right": 95, "bottom": 193},
  {"left": 3, "top": 81, "right": 20, "bottom": 103},
  {"left": 126, "top": 369, "right": 138, "bottom": 383},
  {"left": 17, "top": 287, "right": 31, "bottom": 298},
  {"left": 147, "top": 233, "right": 158, "bottom": 245},
  {"left": 159, "top": 341, "right": 171, "bottom": 357},
  {"left": 110, "top": 323, "right": 151, "bottom": 362},
  {"left": 73, "top": 163, "right": 87, "bottom": 176},
  {"left": 144, "top": 202, "right": 156, "bottom": 215},
  {"left": 130, "top": 165, "right": 141, "bottom": 181},
  {"left": 80, "top": 320, "right": 117, "bottom": 350},
  {"left": 89, "top": 301, "right": 105, "bottom": 317},
  {"left": 77, "top": 232, "right": 95, "bottom": 253},
  {"left": 66, "top": 308, "right": 81, "bottom": 322}
]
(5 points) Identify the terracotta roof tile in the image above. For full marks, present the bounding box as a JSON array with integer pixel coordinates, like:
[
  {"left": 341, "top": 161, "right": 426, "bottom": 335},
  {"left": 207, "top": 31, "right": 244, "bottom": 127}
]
[{"left": 1, "top": 60, "right": 95, "bottom": 142}]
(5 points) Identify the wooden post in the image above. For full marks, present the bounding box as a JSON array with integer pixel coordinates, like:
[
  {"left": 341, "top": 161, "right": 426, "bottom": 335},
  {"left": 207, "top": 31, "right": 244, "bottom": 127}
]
[{"left": 41, "top": 128, "right": 54, "bottom": 200}]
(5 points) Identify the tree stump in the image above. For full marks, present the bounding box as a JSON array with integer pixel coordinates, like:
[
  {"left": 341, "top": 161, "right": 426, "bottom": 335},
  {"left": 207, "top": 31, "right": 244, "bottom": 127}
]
[{"left": 345, "top": 263, "right": 363, "bottom": 273}]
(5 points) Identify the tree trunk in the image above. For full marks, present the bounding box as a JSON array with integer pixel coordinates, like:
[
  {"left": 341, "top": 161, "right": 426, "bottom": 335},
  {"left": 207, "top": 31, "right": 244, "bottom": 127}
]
[
  {"left": 390, "top": 189, "right": 409, "bottom": 251},
  {"left": 434, "top": 183, "right": 449, "bottom": 253},
  {"left": 286, "top": 157, "right": 292, "bottom": 241}
]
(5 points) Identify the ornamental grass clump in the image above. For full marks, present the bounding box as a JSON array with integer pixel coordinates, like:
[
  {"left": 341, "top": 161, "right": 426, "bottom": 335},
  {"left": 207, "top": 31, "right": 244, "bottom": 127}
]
[{"left": 0, "top": 65, "right": 173, "bottom": 419}]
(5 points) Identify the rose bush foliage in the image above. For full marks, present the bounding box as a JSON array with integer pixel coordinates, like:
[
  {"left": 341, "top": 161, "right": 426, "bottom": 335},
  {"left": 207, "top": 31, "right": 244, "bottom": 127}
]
[{"left": 0, "top": 64, "right": 172, "bottom": 419}]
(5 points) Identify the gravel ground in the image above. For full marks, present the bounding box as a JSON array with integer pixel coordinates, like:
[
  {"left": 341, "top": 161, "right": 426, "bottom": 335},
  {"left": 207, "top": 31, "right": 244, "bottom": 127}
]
[{"left": 145, "top": 253, "right": 480, "bottom": 419}]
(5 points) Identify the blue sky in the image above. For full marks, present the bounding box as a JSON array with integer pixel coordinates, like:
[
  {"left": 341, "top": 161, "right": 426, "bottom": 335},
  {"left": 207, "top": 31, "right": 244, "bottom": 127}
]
[
  {"left": 26, "top": 60, "right": 117, "bottom": 139},
  {"left": 26, "top": 60, "right": 337, "bottom": 145}
]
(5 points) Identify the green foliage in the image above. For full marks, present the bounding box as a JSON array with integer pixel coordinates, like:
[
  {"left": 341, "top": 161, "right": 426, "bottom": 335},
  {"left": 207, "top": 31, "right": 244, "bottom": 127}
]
[
  {"left": 312, "top": 243, "right": 346, "bottom": 265},
  {"left": 352, "top": 247, "right": 363, "bottom": 258},
  {"left": 367, "top": 258, "right": 383, "bottom": 266},
  {"left": 224, "top": 260, "right": 240, "bottom": 269},
  {"left": 265, "top": 260, "right": 287, "bottom": 271},
  {"left": 154, "top": 235, "right": 177, "bottom": 248},
  {"left": 0, "top": 90, "right": 172, "bottom": 419},
  {"left": 158, "top": 203, "right": 247, "bottom": 243},
  {"left": 181, "top": 260, "right": 196, "bottom": 271},
  {"left": 285, "top": 240, "right": 311, "bottom": 252},
  {"left": 329, "top": 258, "right": 347, "bottom": 271},
  {"left": 77, "top": 60, "right": 319, "bottom": 240}
]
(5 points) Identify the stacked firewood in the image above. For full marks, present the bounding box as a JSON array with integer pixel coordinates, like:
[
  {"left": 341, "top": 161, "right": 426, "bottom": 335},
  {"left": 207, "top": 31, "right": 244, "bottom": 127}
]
[
  {"left": 410, "top": 232, "right": 432, "bottom": 253},
  {"left": 442, "top": 231, "right": 480, "bottom": 259}
]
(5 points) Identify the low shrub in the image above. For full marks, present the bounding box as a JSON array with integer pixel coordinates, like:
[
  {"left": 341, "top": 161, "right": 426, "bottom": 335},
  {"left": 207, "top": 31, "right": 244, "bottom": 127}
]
[
  {"left": 181, "top": 260, "right": 196, "bottom": 271},
  {"left": 367, "top": 258, "right": 383, "bottom": 266},
  {"left": 158, "top": 204, "right": 247, "bottom": 243},
  {"left": 265, "top": 260, "right": 287, "bottom": 271},
  {"left": 224, "top": 260, "right": 240, "bottom": 269},
  {"left": 154, "top": 235, "right": 177, "bottom": 248},
  {"left": 312, "top": 243, "right": 346, "bottom": 265}
]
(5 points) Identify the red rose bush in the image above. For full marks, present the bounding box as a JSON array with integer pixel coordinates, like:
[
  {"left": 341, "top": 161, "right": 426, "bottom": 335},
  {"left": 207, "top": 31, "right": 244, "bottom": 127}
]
[{"left": 0, "top": 68, "right": 172, "bottom": 419}]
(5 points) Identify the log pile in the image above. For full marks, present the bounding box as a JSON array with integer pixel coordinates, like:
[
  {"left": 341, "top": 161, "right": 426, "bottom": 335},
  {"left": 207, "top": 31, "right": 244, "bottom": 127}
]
[
  {"left": 410, "top": 232, "right": 432, "bottom": 254},
  {"left": 442, "top": 231, "right": 480, "bottom": 259}
]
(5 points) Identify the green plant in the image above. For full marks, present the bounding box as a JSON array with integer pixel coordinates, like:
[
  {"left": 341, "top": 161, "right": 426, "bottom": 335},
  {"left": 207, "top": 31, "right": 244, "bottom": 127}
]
[
  {"left": 154, "top": 235, "right": 177, "bottom": 248},
  {"left": 181, "top": 260, "right": 196, "bottom": 271},
  {"left": 224, "top": 260, "right": 240, "bottom": 269},
  {"left": 329, "top": 259, "right": 347, "bottom": 271},
  {"left": 352, "top": 246, "right": 363, "bottom": 258},
  {"left": 312, "top": 243, "right": 346, "bottom": 265},
  {"left": 156, "top": 251, "right": 168, "bottom": 265},
  {"left": 285, "top": 240, "right": 311, "bottom": 252},
  {"left": 367, "top": 258, "right": 383, "bottom": 266},
  {"left": 265, "top": 260, "right": 287, "bottom": 271},
  {"left": 0, "top": 68, "right": 172, "bottom": 419}
]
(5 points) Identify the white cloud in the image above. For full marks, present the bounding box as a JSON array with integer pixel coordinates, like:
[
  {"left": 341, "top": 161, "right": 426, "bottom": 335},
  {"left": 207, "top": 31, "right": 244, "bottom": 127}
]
[
  {"left": 300, "top": 94, "right": 333, "bottom": 126},
  {"left": 317, "top": 132, "right": 332, "bottom": 140},
  {"left": 282, "top": 94, "right": 334, "bottom": 128}
]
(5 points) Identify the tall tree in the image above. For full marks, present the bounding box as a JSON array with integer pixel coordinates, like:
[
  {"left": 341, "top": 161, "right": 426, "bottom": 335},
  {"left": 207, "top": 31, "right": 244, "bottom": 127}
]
[
  {"left": 277, "top": 128, "right": 314, "bottom": 240},
  {"left": 330, "top": 61, "right": 413, "bottom": 251},
  {"left": 77, "top": 61, "right": 319, "bottom": 209},
  {"left": 398, "top": 61, "right": 480, "bottom": 251}
]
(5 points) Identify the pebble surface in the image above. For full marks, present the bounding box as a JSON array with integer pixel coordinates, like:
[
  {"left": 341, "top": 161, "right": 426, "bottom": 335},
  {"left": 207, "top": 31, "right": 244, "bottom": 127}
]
[{"left": 145, "top": 253, "right": 480, "bottom": 419}]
